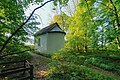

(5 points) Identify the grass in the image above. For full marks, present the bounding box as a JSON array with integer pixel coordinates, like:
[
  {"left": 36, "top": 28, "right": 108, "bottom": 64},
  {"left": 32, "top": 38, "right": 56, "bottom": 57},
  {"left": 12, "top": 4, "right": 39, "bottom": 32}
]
[
  {"left": 48, "top": 49, "right": 120, "bottom": 79},
  {"left": 31, "top": 49, "right": 120, "bottom": 79},
  {"left": 32, "top": 50, "right": 52, "bottom": 58}
]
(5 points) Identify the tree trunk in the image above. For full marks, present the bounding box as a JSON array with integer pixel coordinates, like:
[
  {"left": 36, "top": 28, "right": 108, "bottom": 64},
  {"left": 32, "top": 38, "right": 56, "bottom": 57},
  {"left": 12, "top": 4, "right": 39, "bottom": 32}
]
[
  {"left": 110, "top": 0, "right": 120, "bottom": 49},
  {"left": 84, "top": 32, "right": 88, "bottom": 52},
  {"left": 0, "top": 0, "right": 54, "bottom": 53}
]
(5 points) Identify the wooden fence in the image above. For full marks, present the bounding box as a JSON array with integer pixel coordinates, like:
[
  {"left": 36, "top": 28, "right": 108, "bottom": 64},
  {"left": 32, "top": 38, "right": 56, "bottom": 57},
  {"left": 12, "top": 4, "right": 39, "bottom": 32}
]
[{"left": 0, "top": 51, "right": 33, "bottom": 80}]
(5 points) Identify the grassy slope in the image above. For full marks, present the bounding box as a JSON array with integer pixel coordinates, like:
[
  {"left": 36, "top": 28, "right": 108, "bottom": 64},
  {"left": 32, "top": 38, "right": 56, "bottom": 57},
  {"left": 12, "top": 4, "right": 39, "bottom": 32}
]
[{"left": 32, "top": 50, "right": 120, "bottom": 79}]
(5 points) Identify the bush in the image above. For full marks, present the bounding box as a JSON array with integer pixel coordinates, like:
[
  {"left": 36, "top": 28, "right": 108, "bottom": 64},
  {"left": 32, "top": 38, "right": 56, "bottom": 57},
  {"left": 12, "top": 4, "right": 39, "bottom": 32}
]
[
  {"left": 48, "top": 48, "right": 118, "bottom": 79},
  {"left": 0, "top": 52, "right": 32, "bottom": 64}
]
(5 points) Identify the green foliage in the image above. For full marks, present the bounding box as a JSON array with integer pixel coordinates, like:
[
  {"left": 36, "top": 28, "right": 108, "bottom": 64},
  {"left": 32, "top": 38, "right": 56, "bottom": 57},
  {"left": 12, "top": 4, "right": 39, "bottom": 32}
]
[
  {"left": 51, "top": 12, "right": 69, "bottom": 31},
  {"left": 2, "top": 52, "right": 32, "bottom": 62},
  {"left": 32, "top": 50, "right": 52, "bottom": 58},
  {"left": 0, "top": 44, "right": 32, "bottom": 63},
  {"left": 0, "top": 0, "right": 42, "bottom": 57},
  {"left": 0, "top": 1, "right": 42, "bottom": 76},
  {"left": 66, "top": 5, "right": 90, "bottom": 51},
  {"left": 1, "top": 0, "right": 120, "bottom": 79},
  {"left": 87, "top": 57, "right": 120, "bottom": 72},
  {"left": 47, "top": 0, "right": 120, "bottom": 79},
  {"left": 62, "top": 0, "right": 120, "bottom": 50},
  {"left": 53, "top": 0, "right": 69, "bottom": 6},
  {"left": 48, "top": 48, "right": 120, "bottom": 79}
]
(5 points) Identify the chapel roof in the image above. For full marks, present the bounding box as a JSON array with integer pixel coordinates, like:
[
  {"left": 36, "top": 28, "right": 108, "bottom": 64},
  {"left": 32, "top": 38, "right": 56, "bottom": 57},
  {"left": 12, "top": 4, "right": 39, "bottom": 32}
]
[{"left": 34, "top": 22, "right": 65, "bottom": 36}]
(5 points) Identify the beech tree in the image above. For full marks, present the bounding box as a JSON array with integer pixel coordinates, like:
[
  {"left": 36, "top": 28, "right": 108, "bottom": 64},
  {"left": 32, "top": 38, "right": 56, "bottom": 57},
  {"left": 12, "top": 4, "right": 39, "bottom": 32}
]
[
  {"left": 1, "top": 0, "right": 120, "bottom": 54},
  {"left": 0, "top": 0, "right": 55, "bottom": 53},
  {"left": 66, "top": 0, "right": 120, "bottom": 50},
  {"left": 0, "top": 0, "right": 71, "bottom": 53}
]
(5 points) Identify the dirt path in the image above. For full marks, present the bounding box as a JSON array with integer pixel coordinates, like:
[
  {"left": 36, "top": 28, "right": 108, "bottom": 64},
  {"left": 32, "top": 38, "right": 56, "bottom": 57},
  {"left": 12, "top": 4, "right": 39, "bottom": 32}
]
[
  {"left": 29, "top": 52, "right": 51, "bottom": 80},
  {"left": 29, "top": 52, "right": 120, "bottom": 79}
]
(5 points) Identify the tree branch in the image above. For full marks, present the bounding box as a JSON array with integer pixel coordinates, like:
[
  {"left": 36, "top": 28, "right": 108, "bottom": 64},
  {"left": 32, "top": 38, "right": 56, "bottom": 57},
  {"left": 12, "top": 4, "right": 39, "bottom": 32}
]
[
  {"left": 96, "top": 1, "right": 113, "bottom": 11},
  {"left": 84, "top": 0, "right": 97, "bottom": 27},
  {"left": 109, "top": 0, "right": 120, "bottom": 49},
  {"left": 109, "top": 0, "right": 120, "bottom": 28},
  {"left": 0, "top": 49, "right": 34, "bottom": 59},
  {"left": 0, "top": 0, "right": 54, "bottom": 53}
]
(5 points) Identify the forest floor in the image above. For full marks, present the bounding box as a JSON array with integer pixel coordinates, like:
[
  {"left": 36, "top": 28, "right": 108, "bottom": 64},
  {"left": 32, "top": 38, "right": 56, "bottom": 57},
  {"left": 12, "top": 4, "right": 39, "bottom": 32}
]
[
  {"left": 88, "top": 64, "right": 120, "bottom": 79},
  {"left": 29, "top": 52, "right": 51, "bottom": 80},
  {"left": 29, "top": 52, "right": 120, "bottom": 80}
]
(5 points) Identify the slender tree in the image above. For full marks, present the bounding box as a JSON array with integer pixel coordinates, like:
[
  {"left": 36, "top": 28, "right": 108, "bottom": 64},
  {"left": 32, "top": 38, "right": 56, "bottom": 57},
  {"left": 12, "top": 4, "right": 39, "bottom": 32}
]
[{"left": 0, "top": 0, "right": 54, "bottom": 53}]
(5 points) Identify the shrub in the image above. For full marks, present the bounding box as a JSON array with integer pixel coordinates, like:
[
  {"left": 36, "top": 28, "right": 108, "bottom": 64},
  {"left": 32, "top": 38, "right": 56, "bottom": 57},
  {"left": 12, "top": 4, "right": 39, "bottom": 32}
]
[{"left": 48, "top": 48, "right": 118, "bottom": 79}]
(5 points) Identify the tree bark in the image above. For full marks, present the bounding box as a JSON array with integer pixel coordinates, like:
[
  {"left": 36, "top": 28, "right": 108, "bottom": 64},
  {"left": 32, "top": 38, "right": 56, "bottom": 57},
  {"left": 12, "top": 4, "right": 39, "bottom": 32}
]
[
  {"left": 84, "top": 33, "right": 88, "bottom": 52},
  {"left": 110, "top": 0, "right": 120, "bottom": 49}
]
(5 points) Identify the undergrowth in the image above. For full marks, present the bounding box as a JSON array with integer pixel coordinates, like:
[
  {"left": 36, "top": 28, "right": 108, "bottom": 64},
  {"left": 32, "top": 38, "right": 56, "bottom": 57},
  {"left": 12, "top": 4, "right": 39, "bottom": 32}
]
[{"left": 48, "top": 48, "right": 120, "bottom": 80}]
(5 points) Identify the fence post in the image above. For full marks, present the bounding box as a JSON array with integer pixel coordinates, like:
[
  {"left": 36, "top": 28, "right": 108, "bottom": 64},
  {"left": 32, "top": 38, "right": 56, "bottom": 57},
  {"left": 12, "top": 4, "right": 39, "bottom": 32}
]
[
  {"left": 22, "top": 60, "right": 26, "bottom": 75},
  {"left": 30, "top": 64, "right": 33, "bottom": 80}
]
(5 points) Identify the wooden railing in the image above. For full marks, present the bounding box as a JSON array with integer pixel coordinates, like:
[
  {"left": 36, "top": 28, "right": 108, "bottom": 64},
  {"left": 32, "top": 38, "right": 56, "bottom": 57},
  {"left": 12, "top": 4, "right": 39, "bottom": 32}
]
[{"left": 0, "top": 60, "right": 33, "bottom": 80}]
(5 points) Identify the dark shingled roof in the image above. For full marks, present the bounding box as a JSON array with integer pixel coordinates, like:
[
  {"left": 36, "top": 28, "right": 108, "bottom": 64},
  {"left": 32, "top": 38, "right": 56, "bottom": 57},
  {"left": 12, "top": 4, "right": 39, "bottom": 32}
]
[{"left": 34, "top": 22, "right": 65, "bottom": 36}]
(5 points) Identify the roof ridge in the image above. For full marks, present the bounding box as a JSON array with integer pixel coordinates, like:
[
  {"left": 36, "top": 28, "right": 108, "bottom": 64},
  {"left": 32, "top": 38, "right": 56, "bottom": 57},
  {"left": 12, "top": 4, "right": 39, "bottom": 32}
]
[{"left": 34, "top": 22, "right": 65, "bottom": 36}]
